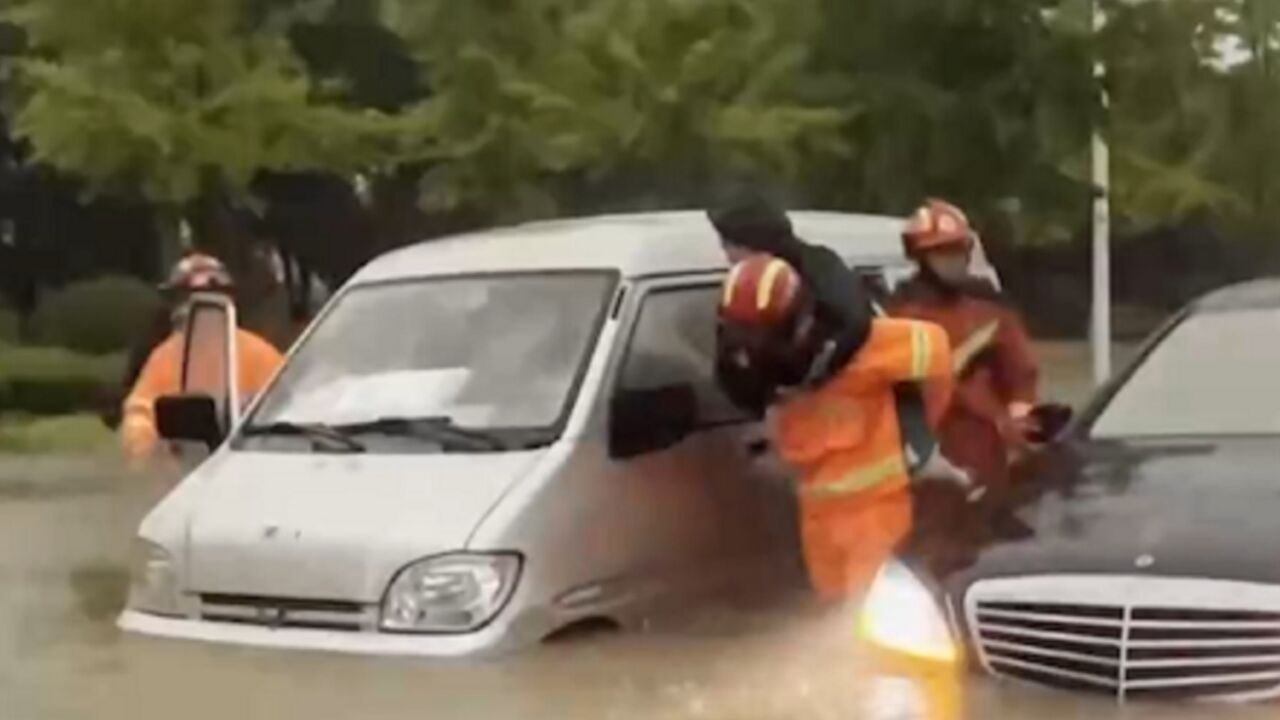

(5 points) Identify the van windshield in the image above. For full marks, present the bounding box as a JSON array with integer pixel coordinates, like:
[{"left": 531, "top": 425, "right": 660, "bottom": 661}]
[{"left": 244, "top": 272, "right": 616, "bottom": 448}]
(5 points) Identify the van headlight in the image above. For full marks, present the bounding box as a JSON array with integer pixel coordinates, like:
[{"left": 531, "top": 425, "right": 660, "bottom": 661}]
[
  {"left": 127, "top": 538, "right": 181, "bottom": 616},
  {"left": 856, "top": 559, "right": 958, "bottom": 664},
  {"left": 380, "top": 553, "right": 521, "bottom": 633}
]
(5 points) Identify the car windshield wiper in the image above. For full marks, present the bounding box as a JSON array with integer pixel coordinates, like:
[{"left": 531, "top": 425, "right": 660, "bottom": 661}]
[
  {"left": 336, "top": 416, "right": 509, "bottom": 451},
  {"left": 241, "top": 421, "right": 367, "bottom": 453}
]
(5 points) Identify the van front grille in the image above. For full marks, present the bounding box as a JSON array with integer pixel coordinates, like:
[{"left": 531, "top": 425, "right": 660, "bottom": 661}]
[
  {"left": 966, "top": 576, "right": 1280, "bottom": 702},
  {"left": 199, "top": 593, "right": 374, "bottom": 632}
]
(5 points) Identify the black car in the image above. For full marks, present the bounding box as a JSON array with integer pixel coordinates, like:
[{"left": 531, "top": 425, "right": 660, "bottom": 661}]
[{"left": 863, "top": 279, "right": 1280, "bottom": 706}]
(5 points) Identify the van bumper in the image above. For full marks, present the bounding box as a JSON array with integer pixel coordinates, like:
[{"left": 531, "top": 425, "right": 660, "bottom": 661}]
[{"left": 117, "top": 610, "right": 521, "bottom": 659}]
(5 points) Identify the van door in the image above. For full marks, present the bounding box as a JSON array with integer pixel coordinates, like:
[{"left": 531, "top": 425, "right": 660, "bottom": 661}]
[
  {"left": 174, "top": 293, "right": 239, "bottom": 467},
  {"left": 608, "top": 280, "right": 800, "bottom": 606}
]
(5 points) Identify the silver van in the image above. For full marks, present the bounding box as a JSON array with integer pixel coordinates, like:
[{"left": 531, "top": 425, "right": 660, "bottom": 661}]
[{"left": 119, "top": 211, "right": 999, "bottom": 658}]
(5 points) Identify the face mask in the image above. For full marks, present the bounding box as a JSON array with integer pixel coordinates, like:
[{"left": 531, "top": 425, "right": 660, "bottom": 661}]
[{"left": 924, "top": 250, "right": 971, "bottom": 286}]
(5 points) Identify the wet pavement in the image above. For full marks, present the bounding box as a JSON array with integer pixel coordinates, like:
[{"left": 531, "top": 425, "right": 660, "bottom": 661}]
[{"left": 3, "top": 346, "right": 1279, "bottom": 719}]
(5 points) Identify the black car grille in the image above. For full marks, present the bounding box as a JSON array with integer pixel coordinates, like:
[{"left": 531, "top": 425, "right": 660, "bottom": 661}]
[
  {"left": 968, "top": 578, "right": 1280, "bottom": 702},
  {"left": 199, "top": 593, "right": 372, "bottom": 632}
]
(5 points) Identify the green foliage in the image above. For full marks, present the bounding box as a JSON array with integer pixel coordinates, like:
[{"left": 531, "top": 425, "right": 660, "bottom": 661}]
[
  {"left": 803, "top": 0, "right": 1098, "bottom": 244},
  {"left": 7, "top": 0, "right": 1280, "bottom": 252},
  {"left": 0, "top": 306, "right": 19, "bottom": 346},
  {"left": 8, "top": 0, "right": 403, "bottom": 206},
  {"left": 0, "top": 414, "right": 115, "bottom": 455},
  {"left": 1098, "top": 0, "right": 1243, "bottom": 229},
  {"left": 388, "top": 0, "right": 846, "bottom": 219},
  {"left": 33, "top": 276, "right": 161, "bottom": 354},
  {"left": 0, "top": 346, "right": 124, "bottom": 416}
]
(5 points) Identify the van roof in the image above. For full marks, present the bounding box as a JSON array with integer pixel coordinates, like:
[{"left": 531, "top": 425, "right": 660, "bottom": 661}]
[{"left": 351, "top": 210, "right": 908, "bottom": 284}]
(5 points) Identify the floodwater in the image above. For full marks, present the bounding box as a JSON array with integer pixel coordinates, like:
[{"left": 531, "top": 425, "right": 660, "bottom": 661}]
[
  {"left": 2, "top": 346, "right": 1278, "bottom": 720},
  {"left": 2, "top": 464, "right": 1276, "bottom": 720}
]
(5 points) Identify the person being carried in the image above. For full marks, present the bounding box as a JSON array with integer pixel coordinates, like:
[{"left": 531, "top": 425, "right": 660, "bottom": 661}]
[
  {"left": 709, "top": 189, "right": 872, "bottom": 403},
  {"left": 120, "top": 253, "right": 285, "bottom": 466},
  {"left": 715, "top": 254, "right": 962, "bottom": 600}
]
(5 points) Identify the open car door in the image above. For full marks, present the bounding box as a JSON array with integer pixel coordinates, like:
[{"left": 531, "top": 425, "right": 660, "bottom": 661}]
[
  {"left": 170, "top": 293, "right": 239, "bottom": 468},
  {"left": 181, "top": 292, "right": 240, "bottom": 428}
]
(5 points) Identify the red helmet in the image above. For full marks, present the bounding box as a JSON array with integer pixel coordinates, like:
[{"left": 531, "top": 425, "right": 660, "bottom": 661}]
[
  {"left": 902, "top": 199, "right": 976, "bottom": 258},
  {"left": 161, "top": 253, "right": 234, "bottom": 292},
  {"left": 719, "top": 255, "right": 804, "bottom": 329},
  {"left": 718, "top": 255, "right": 823, "bottom": 390}
]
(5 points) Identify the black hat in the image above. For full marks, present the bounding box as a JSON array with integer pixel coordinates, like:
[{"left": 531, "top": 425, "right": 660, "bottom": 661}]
[{"left": 707, "top": 187, "right": 795, "bottom": 255}]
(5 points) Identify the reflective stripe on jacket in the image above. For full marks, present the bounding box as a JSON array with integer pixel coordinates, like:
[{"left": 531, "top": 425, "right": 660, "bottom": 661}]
[{"left": 774, "top": 318, "right": 953, "bottom": 500}]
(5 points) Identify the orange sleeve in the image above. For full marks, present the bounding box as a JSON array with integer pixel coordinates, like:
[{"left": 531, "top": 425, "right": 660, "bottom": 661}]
[
  {"left": 772, "top": 320, "right": 953, "bottom": 468},
  {"left": 120, "top": 336, "right": 179, "bottom": 462},
  {"left": 829, "top": 318, "right": 952, "bottom": 393}
]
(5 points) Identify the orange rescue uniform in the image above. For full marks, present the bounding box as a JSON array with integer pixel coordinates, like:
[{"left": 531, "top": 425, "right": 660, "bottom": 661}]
[
  {"left": 772, "top": 318, "right": 952, "bottom": 599},
  {"left": 887, "top": 280, "right": 1038, "bottom": 494},
  {"left": 121, "top": 329, "right": 284, "bottom": 463}
]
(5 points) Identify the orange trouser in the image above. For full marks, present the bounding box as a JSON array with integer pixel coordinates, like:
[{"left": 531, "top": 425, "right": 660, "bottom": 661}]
[{"left": 799, "top": 484, "right": 913, "bottom": 601}]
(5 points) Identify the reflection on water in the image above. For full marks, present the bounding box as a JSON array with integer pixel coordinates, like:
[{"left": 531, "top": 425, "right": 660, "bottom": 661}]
[{"left": 1, "top": 458, "right": 1276, "bottom": 720}]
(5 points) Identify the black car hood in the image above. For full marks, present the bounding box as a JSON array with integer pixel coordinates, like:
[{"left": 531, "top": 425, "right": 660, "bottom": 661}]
[{"left": 939, "top": 436, "right": 1280, "bottom": 596}]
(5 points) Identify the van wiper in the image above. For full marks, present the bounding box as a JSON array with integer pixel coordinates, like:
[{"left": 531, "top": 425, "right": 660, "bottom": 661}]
[
  {"left": 242, "top": 421, "right": 367, "bottom": 453},
  {"left": 337, "top": 416, "right": 508, "bottom": 451}
]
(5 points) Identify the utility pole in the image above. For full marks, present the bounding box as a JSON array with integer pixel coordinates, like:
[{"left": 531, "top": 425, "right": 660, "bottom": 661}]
[{"left": 1091, "top": 0, "right": 1112, "bottom": 385}]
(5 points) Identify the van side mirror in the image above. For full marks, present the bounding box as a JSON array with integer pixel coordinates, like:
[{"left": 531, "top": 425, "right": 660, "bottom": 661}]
[
  {"left": 609, "top": 384, "right": 698, "bottom": 459},
  {"left": 155, "top": 394, "right": 225, "bottom": 450},
  {"left": 1029, "top": 403, "right": 1074, "bottom": 444}
]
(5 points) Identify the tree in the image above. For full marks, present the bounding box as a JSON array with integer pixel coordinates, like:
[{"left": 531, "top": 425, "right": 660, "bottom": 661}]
[
  {"left": 1099, "top": 0, "right": 1243, "bottom": 230},
  {"left": 386, "top": 0, "right": 848, "bottom": 220},
  {"left": 1213, "top": 0, "right": 1280, "bottom": 232},
  {"left": 6, "top": 0, "right": 403, "bottom": 251},
  {"left": 257, "top": 0, "right": 431, "bottom": 306},
  {"left": 802, "top": 0, "right": 1098, "bottom": 248}
]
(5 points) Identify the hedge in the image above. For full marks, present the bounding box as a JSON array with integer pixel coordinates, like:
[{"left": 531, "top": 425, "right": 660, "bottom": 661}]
[
  {"left": 0, "top": 307, "right": 18, "bottom": 346},
  {"left": 0, "top": 347, "right": 124, "bottom": 416},
  {"left": 0, "top": 414, "right": 115, "bottom": 455},
  {"left": 33, "top": 275, "right": 161, "bottom": 355}
]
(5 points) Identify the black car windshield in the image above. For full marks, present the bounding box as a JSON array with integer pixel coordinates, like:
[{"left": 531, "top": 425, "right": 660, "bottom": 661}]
[
  {"left": 244, "top": 272, "right": 614, "bottom": 442},
  {"left": 1092, "top": 309, "right": 1280, "bottom": 438}
]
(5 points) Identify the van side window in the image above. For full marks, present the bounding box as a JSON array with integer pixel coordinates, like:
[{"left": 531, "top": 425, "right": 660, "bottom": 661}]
[{"left": 618, "top": 286, "right": 750, "bottom": 425}]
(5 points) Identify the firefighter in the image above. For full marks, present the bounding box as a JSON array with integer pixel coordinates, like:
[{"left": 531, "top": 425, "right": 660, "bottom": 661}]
[
  {"left": 887, "top": 199, "right": 1041, "bottom": 498},
  {"left": 717, "top": 254, "right": 957, "bottom": 600},
  {"left": 708, "top": 190, "right": 972, "bottom": 490},
  {"left": 120, "top": 253, "right": 285, "bottom": 465}
]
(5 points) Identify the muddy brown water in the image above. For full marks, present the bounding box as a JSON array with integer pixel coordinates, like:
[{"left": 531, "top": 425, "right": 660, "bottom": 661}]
[
  {"left": 3, "top": 345, "right": 1276, "bottom": 719},
  {"left": 4, "top": 459, "right": 1275, "bottom": 720}
]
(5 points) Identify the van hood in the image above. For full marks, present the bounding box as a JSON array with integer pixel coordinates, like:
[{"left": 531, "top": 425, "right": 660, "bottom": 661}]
[{"left": 182, "top": 450, "right": 545, "bottom": 602}]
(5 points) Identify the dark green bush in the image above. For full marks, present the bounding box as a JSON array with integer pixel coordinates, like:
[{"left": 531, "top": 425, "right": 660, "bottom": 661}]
[
  {"left": 34, "top": 276, "right": 161, "bottom": 355},
  {"left": 0, "top": 347, "right": 124, "bottom": 416},
  {"left": 0, "top": 414, "right": 115, "bottom": 455},
  {"left": 0, "top": 306, "right": 18, "bottom": 346}
]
